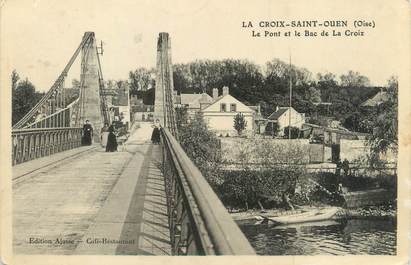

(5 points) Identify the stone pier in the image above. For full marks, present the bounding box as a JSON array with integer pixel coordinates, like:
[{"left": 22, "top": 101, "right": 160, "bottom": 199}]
[
  {"left": 80, "top": 32, "right": 103, "bottom": 142},
  {"left": 154, "top": 32, "right": 178, "bottom": 136}
]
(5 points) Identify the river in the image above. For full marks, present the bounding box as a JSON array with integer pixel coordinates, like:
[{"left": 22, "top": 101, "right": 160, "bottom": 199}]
[{"left": 237, "top": 218, "right": 396, "bottom": 255}]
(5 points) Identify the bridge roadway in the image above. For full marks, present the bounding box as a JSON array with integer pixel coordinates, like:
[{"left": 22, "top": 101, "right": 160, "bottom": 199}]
[{"left": 13, "top": 122, "right": 172, "bottom": 255}]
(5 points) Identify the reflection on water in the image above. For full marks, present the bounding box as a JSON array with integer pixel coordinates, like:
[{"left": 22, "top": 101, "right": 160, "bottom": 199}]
[{"left": 238, "top": 218, "right": 396, "bottom": 255}]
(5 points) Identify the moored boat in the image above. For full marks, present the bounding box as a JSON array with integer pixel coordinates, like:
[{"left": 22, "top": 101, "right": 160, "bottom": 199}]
[{"left": 255, "top": 207, "right": 340, "bottom": 225}]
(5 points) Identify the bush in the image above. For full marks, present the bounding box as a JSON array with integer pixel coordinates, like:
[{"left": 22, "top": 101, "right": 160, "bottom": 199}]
[
  {"left": 217, "top": 167, "right": 303, "bottom": 210},
  {"left": 283, "top": 126, "right": 301, "bottom": 139},
  {"left": 264, "top": 122, "right": 280, "bottom": 136},
  {"left": 296, "top": 172, "right": 343, "bottom": 206},
  {"left": 178, "top": 112, "right": 223, "bottom": 186}
]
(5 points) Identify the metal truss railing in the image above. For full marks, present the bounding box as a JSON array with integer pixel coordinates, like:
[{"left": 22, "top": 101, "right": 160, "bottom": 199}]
[
  {"left": 11, "top": 127, "right": 83, "bottom": 165},
  {"left": 160, "top": 127, "right": 255, "bottom": 255}
]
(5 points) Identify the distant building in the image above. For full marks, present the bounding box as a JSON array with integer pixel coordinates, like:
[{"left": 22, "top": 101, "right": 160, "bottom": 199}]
[
  {"left": 103, "top": 83, "right": 131, "bottom": 128},
  {"left": 130, "top": 96, "right": 154, "bottom": 122},
  {"left": 201, "top": 86, "right": 257, "bottom": 136},
  {"left": 361, "top": 91, "right": 389, "bottom": 107},
  {"left": 131, "top": 96, "right": 154, "bottom": 122},
  {"left": 302, "top": 123, "right": 369, "bottom": 162},
  {"left": 175, "top": 92, "right": 214, "bottom": 116},
  {"left": 267, "top": 106, "right": 305, "bottom": 136}
]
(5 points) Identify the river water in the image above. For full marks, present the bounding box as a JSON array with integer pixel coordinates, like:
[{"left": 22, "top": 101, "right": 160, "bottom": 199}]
[{"left": 238, "top": 218, "right": 396, "bottom": 255}]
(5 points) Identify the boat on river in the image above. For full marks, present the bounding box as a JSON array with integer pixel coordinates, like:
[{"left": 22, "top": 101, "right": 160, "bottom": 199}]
[{"left": 255, "top": 207, "right": 340, "bottom": 225}]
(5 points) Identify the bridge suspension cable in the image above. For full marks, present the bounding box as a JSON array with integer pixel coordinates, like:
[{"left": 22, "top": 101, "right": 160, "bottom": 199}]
[
  {"left": 12, "top": 32, "right": 110, "bottom": 165},
  {"left": 13, "top": 33, "right": 92, "bottom": 129},
  {"left": 12, "top": 32, "right": 108, "bottom": 129},
  {"left": 155, "top": 32, "right": 179, "bottom": 139}
]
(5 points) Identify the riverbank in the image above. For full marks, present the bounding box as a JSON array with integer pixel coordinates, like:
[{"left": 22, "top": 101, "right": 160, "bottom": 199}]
[
  {"left": 344, "top": 204, "right": 396, "bottom": 218},
  {"left": 230, "top": 204, "right": 396, "bottom": 221}
]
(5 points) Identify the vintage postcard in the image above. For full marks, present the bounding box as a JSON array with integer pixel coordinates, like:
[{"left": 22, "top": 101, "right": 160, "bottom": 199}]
[{"left": 0, "top": 0, "right": 410, "bottom": 264}]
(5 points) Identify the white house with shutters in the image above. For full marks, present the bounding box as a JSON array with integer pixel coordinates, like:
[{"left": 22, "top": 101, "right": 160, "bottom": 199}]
[
  {"left": 267, "top": 106, "right": 305, "bottom": 136},
  {"left": 201, "top": 86, "right": 256, "bottom": 136}
]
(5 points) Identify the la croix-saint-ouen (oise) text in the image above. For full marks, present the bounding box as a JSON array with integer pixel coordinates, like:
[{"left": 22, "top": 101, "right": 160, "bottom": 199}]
[{"left": 242, "top": 20, "right": 375, "bottom": 38}]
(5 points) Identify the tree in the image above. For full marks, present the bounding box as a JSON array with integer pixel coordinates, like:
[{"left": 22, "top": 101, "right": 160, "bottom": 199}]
[
  {"left": 317, "top": 72, "right": 338, "bottom": 88},
  {"left": 173, "top": 59, "right": 265, "bottom": 104},
  {"left": 343, "top": 112, "right": 362, "bottom": 132},
  {"left": 175, "top": 106, "right": 189, "bottom": 131},
  {"left": 340, "top": 70, "right": 370, "bottom": 87},
  {"left": 12, "top": 77, "right": 43, "bottom": 125},
  {"left": 128, "top": 68, "right": 155, "bottom": 95},
  {"left": 265, "top": 59, "right": 313, "bottom": 95},
  {"left": 178, "top": 112, "right": 222, "bottom": 186},
  {"left": 11, "top": 70, "right": 20, "bottom": 91},
  {"left": 72, "top": 78, "right": 81, "bottom": 89},
  {"left": 365, "top": 76, "right": 398, "bottom": 167},
  {"left": 234, "top": 113, "right": 247, "bottom": 136},
  {"left": 306, "top": 86, "right": 321, "bottom": 103}
]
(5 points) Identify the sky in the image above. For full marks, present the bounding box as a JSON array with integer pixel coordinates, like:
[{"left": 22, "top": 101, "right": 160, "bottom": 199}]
[{"left": 2, "top": 0, "right": 407, "bottom": 91}]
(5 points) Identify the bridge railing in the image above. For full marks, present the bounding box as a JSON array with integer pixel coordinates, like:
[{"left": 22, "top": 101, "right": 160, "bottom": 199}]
[
  {"left": 160, "top": 128, "right": 256, "bottom": 255},
  {"left": 11, "top": 127, "right": 83, "bottom": 165}
]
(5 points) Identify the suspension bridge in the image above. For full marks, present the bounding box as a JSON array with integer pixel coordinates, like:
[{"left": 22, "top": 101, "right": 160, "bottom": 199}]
[{"left": 11, "top": 32, "right": 255, "bottom": 255}]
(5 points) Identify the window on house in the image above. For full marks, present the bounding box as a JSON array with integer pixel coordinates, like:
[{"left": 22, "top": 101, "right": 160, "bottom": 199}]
[
  {"left": 230, "top": 103, "right": 237, "bottom": 112},
  {"left": 220, "top": 103, "right": 227, "bottom": 112}
]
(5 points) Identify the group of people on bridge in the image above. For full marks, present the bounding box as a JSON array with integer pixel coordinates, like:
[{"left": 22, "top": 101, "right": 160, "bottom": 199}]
[
  {"left": 81, "top": 120, "right": 118, "bottom": 152},
  {"left": 81, "top": 118, "right": 162, "bottom": 150}
]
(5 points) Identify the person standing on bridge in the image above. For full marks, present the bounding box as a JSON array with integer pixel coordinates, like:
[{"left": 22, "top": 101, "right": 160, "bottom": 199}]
[
  {"left": 106, "top": 125, "right": 118, "bottom": 152},
  {"left": 100, "top": 123, "right": 109, "bottom": 148},
  {"left": 151, "top": 119, "right": 161, "bottom": 144},
  {"left": 82, "top": 120, "right": 93, "bottom": 146}
]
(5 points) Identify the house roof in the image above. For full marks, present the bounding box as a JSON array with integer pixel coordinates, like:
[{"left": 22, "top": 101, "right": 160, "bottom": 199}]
[
  {"left": 201, "top": 94, "right": 255, "bottom": 113},
  {"left": 361, "top": 91, "right": 389, "bottom": 107},
  {"left": 180, "top": 93, "right": 213, "bottom": 108},
  {"left": 267, "top": 107, "right": 289, "bottom": 120},
  {"left": 180, "top": 94, "right": 202, "bottom": 105}
]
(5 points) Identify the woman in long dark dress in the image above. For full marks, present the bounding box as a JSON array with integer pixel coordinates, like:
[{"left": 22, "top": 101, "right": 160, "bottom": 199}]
[
  {"left": 151, "top": 119, "right": 161, "bottom": 144},
  {"left": 106, "top": 125, "right": 118, "bottom": 152},
  {"left": 82, "top": 120, "right": 93, "bottom": 146}
]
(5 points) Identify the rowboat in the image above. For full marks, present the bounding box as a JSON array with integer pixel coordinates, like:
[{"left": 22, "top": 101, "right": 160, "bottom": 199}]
[{"left": 254, "top": 207, "right": 340, "bottom": 225}]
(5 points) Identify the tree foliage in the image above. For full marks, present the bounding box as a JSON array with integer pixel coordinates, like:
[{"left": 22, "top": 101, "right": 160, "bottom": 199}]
[
  {"left": 11, "top": 71, "right": 44, "bottom": 125},
  {"left": 218, "top": 137, "right": 309, "bottom": 209},
  {"left": 233, "top": 112, "right": 247, "bottom": 135},
  {"left": 364, "top": 76, "right": 398, "bottom": 166},
  {"left": 128, "top": 68, "right": 155, "bottom": 95},
  {"left": 127, "top": 59, "right": 384, "bottom": 131},
  {"left": 173, "top": 59, "right": 265, "bottom": 103},
  {"left": 178, "top": 112, "right": 222, "bottom": 186},
  {"left": 11, "top": 70, "right": 19, "bottom": 91},
  {"left": 340, "top": 70, "right": 370, "bottom": 87},
  {"left": 306, "top": 86, "right": 321, "bottom": 103}
]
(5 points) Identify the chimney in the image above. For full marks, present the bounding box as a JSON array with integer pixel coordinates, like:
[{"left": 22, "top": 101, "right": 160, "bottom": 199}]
[
  {"left": 276, "top": 106, "right": 279, "bottom": 112},
  {"left": 222, "top": 86, "right": 229, "bottom": 96},
  {"left": 212, "top": 88, "right": 219, "bottom": 100}
]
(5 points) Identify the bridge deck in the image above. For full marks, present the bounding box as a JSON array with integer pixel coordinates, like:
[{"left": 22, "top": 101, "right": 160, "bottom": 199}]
[{"left": 13, "top": 122, "right": 171, "bottom": 255}]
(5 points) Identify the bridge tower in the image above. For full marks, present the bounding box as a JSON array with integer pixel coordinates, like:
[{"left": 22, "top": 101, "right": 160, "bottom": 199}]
[
  {"left": 79, "top": 32, "right": 103, "bottom": 142},
  {"left": 154, "top": 32, "right": 178, "bottom": 137}
]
